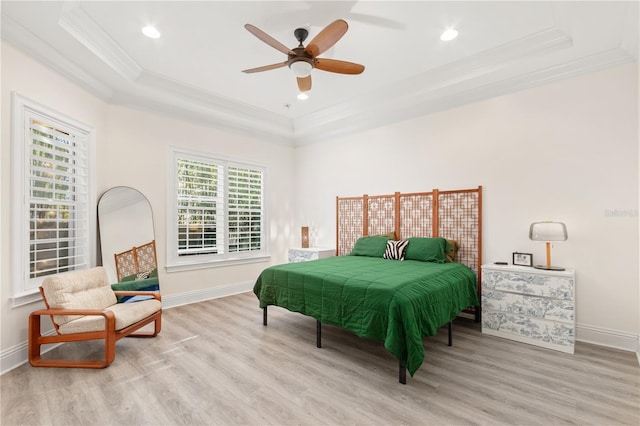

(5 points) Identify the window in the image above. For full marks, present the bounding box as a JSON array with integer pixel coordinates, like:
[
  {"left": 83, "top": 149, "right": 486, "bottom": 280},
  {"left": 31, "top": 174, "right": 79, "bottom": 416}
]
[
  {"left": 11, "top": 93, "right": 95, "bottom": 305},
  {"left": 167, "top": 148, "right": 268, "bottom": 270}
]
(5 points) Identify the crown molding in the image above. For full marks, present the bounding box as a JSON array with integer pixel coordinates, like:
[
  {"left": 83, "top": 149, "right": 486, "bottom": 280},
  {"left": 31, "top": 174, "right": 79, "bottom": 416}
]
[
  {"left": 136, "top": 71, "right": 293, "bottom": 137},
  {"left": 294, "top": 25, "right": 574, "bottom": 142},
  {"left": 294, "top": 47, "right": 635, "bottom": 146},
  {"left": 0, "top": 15, "right": 114, "bottom": 100},
  {"left": 110, "top": 86, "right": 295, "bottom": 147},
  {"left": 2, "top": 5, "right": 636, "bottom": 148},
  {"left": 58, "top": 3, "right": 142, "bottom": 82}
]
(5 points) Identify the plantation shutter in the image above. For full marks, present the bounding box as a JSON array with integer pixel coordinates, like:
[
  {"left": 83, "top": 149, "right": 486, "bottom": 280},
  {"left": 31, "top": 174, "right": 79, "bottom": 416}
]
[
  {"left": 227, "top": 166, "right": 263, "bottom": 253},
  {"left": 27, "top": 115, "right": 90, "bottom": 280},
  {"left": 172, "top": 152, "right": 266, "bottom": 264},
  {"left": 176, "top": 157, "right": 224, "bottom": 256}
]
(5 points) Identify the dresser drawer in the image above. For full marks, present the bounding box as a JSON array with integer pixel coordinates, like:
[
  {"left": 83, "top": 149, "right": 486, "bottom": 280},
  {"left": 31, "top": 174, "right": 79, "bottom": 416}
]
[
  {"left": 483, "top": 269, "right": 573, "bottom": 300},
  {"left": 482, "top": 290, "right": 574, "bottom": 322},
  {"left": 482, "top": 310, "right": 575, "bottom": 353}
]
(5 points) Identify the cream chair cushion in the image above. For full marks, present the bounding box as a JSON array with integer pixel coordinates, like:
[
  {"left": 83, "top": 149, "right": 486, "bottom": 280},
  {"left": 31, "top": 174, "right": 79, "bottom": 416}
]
[
  {"left": 58, "top": 299, "right": 162, "bottom": 334},
  {"left": 41, "top": 266, "right": 161, "bottom": 334}
]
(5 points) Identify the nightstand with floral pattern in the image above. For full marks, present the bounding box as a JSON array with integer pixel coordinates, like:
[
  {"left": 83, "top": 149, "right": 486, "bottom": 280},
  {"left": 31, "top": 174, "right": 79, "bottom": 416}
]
[{"left": 481, "top": 264, "right": 575, "bottom": 354}]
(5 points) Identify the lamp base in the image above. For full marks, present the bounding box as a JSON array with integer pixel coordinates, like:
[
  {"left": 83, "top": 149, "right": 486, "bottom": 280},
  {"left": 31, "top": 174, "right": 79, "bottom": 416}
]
[{"left": 534, "top": 265, "right": 565, "bottom": 271}]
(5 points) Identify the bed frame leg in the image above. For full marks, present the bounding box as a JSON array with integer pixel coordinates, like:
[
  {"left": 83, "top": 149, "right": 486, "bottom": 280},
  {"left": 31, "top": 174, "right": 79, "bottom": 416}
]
[
  {"left": 475, "top": 305, "right": 481, "bottom": 323},
  {"left": 263, "top": 307, "right": 267, "bottom": 326},
  {"left": 448, "top": 321, "right": 453, "bottom": 346},
  {"left": 316, "top": 320, "right": 322, "bottom": 348},
  {"left": 399, "top": 361, "right": 407, "bottom": 385}
]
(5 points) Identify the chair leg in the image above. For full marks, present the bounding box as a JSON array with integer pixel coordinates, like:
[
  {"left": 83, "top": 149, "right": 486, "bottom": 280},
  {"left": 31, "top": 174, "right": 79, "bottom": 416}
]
[
  {"left": 154, "top": 314, "right": 162, "bottom": 336},
  {"left": 28, "top": 313, "right": 113, "bottom": 369},
  {"left": 104, "top": 328, "right": 116, "bottom": 367},
  {"left": 28, "top": 313, "right": 43, "bottom": 366},
  {"left": 30, "top": 342, "right": 113, "bottom": 368},
  {"left": 126, "top": 312, "right": 162, "bottom": 338}
]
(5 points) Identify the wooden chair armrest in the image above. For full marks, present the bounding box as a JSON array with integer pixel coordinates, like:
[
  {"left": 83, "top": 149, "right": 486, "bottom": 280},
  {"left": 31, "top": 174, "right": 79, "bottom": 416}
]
[
  {"left": 113, "top": 291, "right": 161, "bottom": 301},
  {"left": 30, "top": 308, "right": 115, "bottom": 318},
  {"left": 29, "top": 308, "right": 117, "bottom": 344}
]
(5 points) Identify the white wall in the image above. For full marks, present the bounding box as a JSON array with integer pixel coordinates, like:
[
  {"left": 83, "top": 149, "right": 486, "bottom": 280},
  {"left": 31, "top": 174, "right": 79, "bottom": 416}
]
[
  {"left": 102, "top": 105, "right": 296, "bottom": 295},
  {"left": 0, "top": 41, "right": 297, "bottom": 372},
  {"left": 294, "top": 63, "right": 639, "bottom": 349},
  {"left": 1, "top": 42, "right": 108, "bottom": 364}
]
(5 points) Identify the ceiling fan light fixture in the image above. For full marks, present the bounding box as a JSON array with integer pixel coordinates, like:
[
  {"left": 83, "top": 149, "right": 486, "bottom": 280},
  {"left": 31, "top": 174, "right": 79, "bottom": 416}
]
[
  {"left": 289, "top": 60, "right": 313, "bottom": 77},
  {"left": 440, "top": 28, "right": 458, "bottom": 41},
  {"left": 142, "top": 25, "right": 161, "bottom": 39}
]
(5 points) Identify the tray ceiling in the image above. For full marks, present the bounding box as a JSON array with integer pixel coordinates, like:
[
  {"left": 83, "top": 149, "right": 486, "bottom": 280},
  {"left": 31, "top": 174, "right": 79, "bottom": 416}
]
[{"left": 1, "top": 1, "right": 637, "bottom": 145}]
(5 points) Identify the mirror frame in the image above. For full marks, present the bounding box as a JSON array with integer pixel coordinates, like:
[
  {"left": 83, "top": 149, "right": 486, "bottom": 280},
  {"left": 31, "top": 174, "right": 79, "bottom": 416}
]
[{"left": 97, "top": 186, "right": 156, "bottom": 284}]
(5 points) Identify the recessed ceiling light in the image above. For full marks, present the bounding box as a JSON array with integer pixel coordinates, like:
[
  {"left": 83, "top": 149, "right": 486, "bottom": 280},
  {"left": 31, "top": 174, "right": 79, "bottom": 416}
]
[
  {"left": 142, "top": 25, "right": 161, "bottom": 39},
  {"left": 297, "top": 92, "right": 309, "bottom": 101},
  {"left": 440, "top": 28, "right": 458, "bottom": 41}
]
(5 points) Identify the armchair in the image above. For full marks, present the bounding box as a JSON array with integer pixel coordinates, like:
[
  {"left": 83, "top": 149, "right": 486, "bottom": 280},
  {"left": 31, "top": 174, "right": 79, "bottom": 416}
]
[{"left": 28, "top": 266, "right": 162, "bottom": 368}]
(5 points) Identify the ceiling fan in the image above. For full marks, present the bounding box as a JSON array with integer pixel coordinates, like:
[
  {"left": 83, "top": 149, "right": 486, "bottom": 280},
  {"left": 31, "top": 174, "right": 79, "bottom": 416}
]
[{"left": 242, "top": 19, "right": 365, "bottom": 93}]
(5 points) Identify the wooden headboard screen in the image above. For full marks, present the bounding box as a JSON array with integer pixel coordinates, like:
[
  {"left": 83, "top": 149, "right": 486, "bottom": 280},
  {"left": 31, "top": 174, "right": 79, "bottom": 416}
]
[
  {"left": 437, "top": 188, "right": 482, "bottom": 277},
  {"left": 336, "top": 186, "right": 482, "bottom": 306}
]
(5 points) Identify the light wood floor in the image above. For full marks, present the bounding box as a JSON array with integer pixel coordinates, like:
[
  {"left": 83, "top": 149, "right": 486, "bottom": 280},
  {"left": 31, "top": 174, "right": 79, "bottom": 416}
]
[{"left": 1, "top": 291, "right": 639, "bottom": 426}]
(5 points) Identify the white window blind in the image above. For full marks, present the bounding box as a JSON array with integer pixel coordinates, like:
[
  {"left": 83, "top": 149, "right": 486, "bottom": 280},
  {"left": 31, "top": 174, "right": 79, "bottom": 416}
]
[
  {"left": 168, "top": 149, "right": 267, "bottom": 269},
  {"left": 11, "top": 93, "right": 95, "bottom": 302},
  {"left": 27, "top": 117, "right": 90, "bottom": 278},
  {"left": 176, "top": 157, "right": 224, "bottom": 256},
  {"left": 228, "top": 166, "right": 263, "bottom": 253}
]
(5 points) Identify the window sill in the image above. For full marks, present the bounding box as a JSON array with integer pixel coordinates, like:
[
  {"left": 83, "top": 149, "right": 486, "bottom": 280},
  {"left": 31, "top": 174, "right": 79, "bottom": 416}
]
[
  {"left": 11, "top": 290, "right": 43, "bottom": 308},
  {"left": 165, "top": 255, "right": 271, "bottom": 273}
]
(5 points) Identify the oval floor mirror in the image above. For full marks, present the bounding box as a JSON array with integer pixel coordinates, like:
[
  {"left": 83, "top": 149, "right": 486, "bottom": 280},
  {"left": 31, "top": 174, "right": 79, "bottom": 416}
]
[{"left": 98, "top": 186, "right": 159, "bottom": 301}]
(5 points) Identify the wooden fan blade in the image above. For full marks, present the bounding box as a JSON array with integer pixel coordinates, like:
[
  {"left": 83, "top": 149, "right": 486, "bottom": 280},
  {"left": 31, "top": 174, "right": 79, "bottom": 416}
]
[
  {"left": 245, "top": 24, "right": 295, "bottom": 55},
  {"left": 305, "top": 19, "right": 348, "bottom": 57},
  {"left": 315, "top": 58, "right": 365, "bottom": 75},
  {"left": 297, "top": 75, "right": 312, "bottom": 92},
  {"left": 242, "top": 62, "right": 287, "bottom": 73}
]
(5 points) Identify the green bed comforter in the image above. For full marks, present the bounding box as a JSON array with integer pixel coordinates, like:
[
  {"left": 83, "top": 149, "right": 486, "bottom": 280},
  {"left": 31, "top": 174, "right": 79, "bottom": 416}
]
[{"left": 253, "top": 256, "right": 478, "bottom": 376}]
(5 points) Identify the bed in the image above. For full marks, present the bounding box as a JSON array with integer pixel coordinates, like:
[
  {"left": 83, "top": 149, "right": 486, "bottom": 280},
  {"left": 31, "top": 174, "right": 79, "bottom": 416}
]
[{"left": 254, "top": 186, "right": 482, "bottom": 384}]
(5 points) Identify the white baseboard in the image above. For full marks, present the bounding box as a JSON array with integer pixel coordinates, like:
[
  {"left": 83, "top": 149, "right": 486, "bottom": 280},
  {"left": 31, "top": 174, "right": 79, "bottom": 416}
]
[
  {"left": 0, "top": 280, "right": 254, "bottom": 375},
  {"left": 576, "top": 323, "right": 639, "bottom": 353},
  {"left": 0, "top": 329, "right": 58, "bottom": 376},
  {"left": 1, "top": 341, "right": 30, "bottom": 375},
  {"left": 161, "top": 280, "right": 254, "bottom": 309}
]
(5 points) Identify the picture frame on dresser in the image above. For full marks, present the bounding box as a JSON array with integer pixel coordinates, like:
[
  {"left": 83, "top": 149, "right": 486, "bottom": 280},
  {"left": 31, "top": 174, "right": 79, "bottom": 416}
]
[{"left": 512, "top": 252, "right": 533, "bottom": 267}]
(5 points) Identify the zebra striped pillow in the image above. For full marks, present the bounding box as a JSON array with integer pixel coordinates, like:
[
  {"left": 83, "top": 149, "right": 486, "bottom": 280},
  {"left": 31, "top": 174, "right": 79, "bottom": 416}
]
[{"left": 383, "top": 239, "right": 409, "bottom": 261}]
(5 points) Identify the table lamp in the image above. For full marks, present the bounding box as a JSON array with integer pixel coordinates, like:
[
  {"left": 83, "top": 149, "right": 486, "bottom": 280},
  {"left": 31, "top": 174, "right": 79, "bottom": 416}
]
[{"left": 529, "top": 221, "right": 567, "bottom": 271}]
